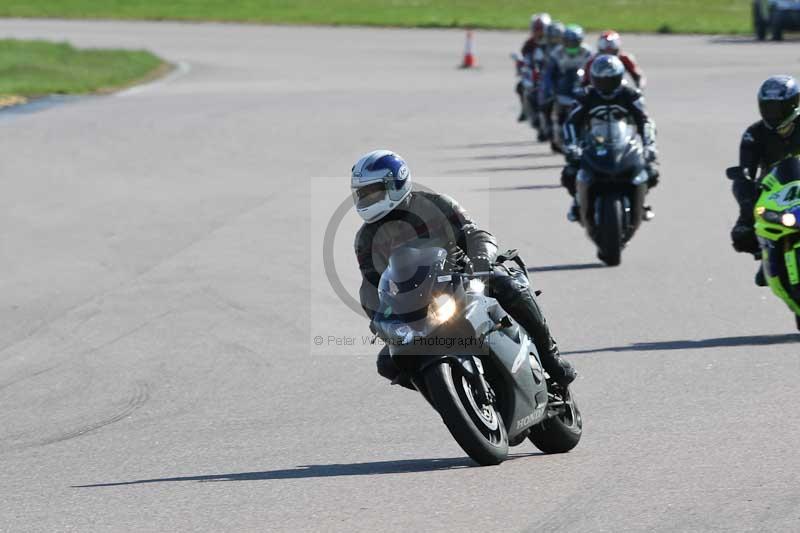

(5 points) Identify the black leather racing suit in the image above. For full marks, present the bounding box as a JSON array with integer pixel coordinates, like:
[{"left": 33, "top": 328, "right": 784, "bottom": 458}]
[
  {"left": 560, "top": 85, "right": 658, "bottom": 196},
  {"left": 731, "top": 117, "right": 800, "bottom": 254},
  {"left": 354, "top": 189, "right": 575, "bottom": 386}
]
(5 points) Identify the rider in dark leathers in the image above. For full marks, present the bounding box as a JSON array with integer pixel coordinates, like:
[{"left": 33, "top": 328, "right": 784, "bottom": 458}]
[
  {"left": 730, "top": 76, "right": 800, "bottom": 285},
  {"left": 515, "top": 13, "right": 551, "bottom": 123},
  {"left": 560, "top": 55, "right": 659, "bottom": 219},
  {"left": 351, "top": 150, "right": 577, "bottom": 389}
]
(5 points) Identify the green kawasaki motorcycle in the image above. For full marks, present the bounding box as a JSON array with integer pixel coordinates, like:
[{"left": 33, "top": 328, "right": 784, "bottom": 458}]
[{"left": 730, "top": 157, "right": 800, "bottom": 330}]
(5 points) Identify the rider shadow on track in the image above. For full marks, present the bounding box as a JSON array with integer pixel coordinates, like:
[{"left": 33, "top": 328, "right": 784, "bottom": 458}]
[
  {"left": 476, "top": 184, "right": 562, "bottom": 192},
  {"left": 73, "top": 453, "right": 543, "bottom": 488},
  {"left": 563, "top": 334, "right": 799, "bottom": 355},
  {"left": 471, "top": 152, "right": 558, "bottom": 160},
  {"left": 446, "top": 140, "right": 536, "bottom": 149},
  {"left": 446, "top": 164, "right": 564, "bottom": 174}
]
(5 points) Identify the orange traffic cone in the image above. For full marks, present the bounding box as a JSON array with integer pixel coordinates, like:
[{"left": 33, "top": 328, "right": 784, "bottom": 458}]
[{"left": 460, "top": 30, "right": 478, "bottom": 68}]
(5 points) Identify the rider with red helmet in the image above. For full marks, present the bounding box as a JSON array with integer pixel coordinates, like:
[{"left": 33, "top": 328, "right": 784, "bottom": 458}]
[
  {"left": 582, "top": 31, "right": 646, "bottom": 89},
  {"left": 516, "top": 13, "right": 552, "bottom": 123},
  {"left": 521, "top": 13, "right": 551, "bottom": 61}
]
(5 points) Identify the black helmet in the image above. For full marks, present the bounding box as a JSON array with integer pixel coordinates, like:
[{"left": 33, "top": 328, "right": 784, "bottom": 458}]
[
  {"left": 758, "top": 75, "right": 800, "bottom": 135},
  {"left": 590, "top": 54, "right": 625, "bottom": 98}
]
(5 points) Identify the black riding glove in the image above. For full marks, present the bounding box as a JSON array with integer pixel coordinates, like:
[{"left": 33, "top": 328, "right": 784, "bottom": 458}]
[{"left": 470, "top": 255, "right": 494, "bottom": 274}]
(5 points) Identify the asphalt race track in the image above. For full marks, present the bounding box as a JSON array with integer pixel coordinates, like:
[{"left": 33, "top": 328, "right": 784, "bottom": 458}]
[{"left": 1, "top": 19, "right": 799, "bottom": 532}]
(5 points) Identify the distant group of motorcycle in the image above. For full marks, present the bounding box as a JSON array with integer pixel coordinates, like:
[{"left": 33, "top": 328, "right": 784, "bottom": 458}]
[
  {"left": 511, "top": 14, "right": 658, "bottom": 267},
  {"left": 511, "top": 13, "right": 800, "bottom": 331}
]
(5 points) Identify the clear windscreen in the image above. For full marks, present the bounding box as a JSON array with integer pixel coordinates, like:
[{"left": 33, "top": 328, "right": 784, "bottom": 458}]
[
  {"left": 771, "top": 157, "right": 800, "bottom": 185},
  {"left": 589, "top": 117, "right": 635, "bottom": 147},
  {"left": 377, "top": 246, "right": 447, "bottom": 319},
  {"left": 374, "top": 246, "right": 451, "bottom": 343}
]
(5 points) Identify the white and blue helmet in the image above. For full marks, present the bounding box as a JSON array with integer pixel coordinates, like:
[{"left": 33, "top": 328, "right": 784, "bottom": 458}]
[{"left": 351, "top": 150, "right": 412, "bottom": 223}]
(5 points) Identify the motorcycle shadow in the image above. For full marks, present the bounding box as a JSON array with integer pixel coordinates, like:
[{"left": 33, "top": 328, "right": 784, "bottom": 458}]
[
  {"left": 477, "top": 184, "right": 562, "bottom": 192},
  {"left": 563, "top": 333, "right": 799, "bottom": 355},
  {"left": 527, "top": 263, "right": 605, "bottom": 273},
  {"left": 73, "top": 453, "right": 544, "bottom": 487},
  {"left": 445, "top": 163, "right": 564, "bottom": 174},
  {"left": 470, "top": 152, "right": 558, "bottom": 161}
]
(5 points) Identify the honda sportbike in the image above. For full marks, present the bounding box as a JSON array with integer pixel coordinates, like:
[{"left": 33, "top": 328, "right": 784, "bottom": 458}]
[
  {"left": 575, "top": 111, "right": 649, "bottom": 266},
  {"left": 372, "top": 246, "right": 582, "bottom": 466}
]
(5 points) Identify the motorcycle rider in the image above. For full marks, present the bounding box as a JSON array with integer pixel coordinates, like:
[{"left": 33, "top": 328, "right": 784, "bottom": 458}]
[
  {"left": 516, "top": 13, "right": 551, "bottom": 123},
  {"left": 730, "top": 75, "right": 800, "bottom": 286},
  {"left": 560, "top": 55, "right": 659, "bottom": 222},
  {"left": 582, "top": 31, "right": 646, "bottom": 89},
  {"left": 351, "top": 149, "right": 577, "bottom": 389},
  {"left": 541, "top": 24, "right": 593, "bottom": 150},
  {"left": 532, "top": 21, "right": 565, "bottom": 141},
  {"left": 545, "top": 21, "right": 565, "bottom": 53}
]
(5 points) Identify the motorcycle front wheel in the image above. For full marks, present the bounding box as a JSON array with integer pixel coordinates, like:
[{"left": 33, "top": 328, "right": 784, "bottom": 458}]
[
  {"left": 596, "top": 193, "right": 624, "bottom": 266},
  {"left": 425, "top": 361, "right": 508, "bottom": 466}
]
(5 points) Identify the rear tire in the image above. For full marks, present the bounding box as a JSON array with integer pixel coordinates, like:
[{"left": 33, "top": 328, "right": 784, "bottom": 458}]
[
  {"left": 597, "top": 194, "right": 624, "bottom": 266},
  {"left": 528, "top": 387, "right": 583, "bottom": 454},
  {"left": 425, "top": 361, "right": 508, "bottom": 466}
]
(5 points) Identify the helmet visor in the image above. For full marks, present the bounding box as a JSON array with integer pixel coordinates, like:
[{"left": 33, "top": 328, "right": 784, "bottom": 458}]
[
  {"left": 593, "top": 74, "right": 622, "bottom": 95},
  {"left": 564, "top": 39, "right": 580, "bottom": 53},
  {"left": 760, "top": 99, "right": 794, "bottom": 130},
  {"left": 353, "top": 181, "right": 388, "bottom": 210}
]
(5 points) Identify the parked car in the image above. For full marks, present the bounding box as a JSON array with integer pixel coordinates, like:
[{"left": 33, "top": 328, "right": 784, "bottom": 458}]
[{"left": 755, "top": 0, "right": 800, "bottom": 40}]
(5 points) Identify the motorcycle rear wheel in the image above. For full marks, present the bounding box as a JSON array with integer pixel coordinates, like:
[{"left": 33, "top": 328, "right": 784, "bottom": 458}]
[
  {"left": 528, "top": 386, "right": 582, "bottom": 454},
  {"left": 425, "top": 361, "right": 508, "bottom": 466}
]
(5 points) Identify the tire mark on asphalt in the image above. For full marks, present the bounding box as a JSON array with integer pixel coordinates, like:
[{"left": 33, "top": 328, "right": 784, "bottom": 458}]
[
  {"left": 1, "top": 381, "right": 150, "bottom": 454},
  {"left": 35, "top": 381, "right": 150, "bottom": 448}
]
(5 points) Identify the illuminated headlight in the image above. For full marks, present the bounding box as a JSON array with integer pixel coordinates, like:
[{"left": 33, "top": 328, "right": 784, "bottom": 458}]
[
  {"left": 429, "top": 294, "right": 456, "bottom": 325},
  {"left": 782, "top": 212, "right": 797, "bottom": 227},
  {"left": 468, "top": 279, "right": 485, "bottom": 294}
]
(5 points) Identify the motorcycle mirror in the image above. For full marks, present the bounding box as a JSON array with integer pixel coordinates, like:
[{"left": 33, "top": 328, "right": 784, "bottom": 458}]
[{"left": 726, "top": 166, "right": 745, "bottom": 181}]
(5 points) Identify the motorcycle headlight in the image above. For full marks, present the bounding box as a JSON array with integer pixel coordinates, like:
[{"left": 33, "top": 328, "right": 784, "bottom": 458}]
[
  {"left": 761, "top": 209, "right": 783, "bottom": 224},
  {"left": 429, "top": 294, "right": 456, "bottom": 325},
  {"left": 467, "top": 279, "right": 485, "bottom": 294},
  {"left": 761, "top": 208, "right": 800, "bottom": 227}
]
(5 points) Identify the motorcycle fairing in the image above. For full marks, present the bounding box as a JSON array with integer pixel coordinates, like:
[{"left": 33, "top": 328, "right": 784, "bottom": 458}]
[{"left": 755, "top": 162, "right": 800, "bottom": 316}]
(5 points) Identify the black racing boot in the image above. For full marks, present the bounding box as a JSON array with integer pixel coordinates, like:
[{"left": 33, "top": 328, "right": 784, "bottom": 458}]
[
  {"left": 517, "top": 110, "right": 527, "bottom": 122},
  {"left": 538, "top": 339, "right": 577, "bottom": 387},
  {"left": 487, "top": 271, "right": 578, "bottom": 388},
  {"left": 567, "top": 201, "right": 580, "bottom": 222},
  {"left": 755, "top": 265, "right": 767, "bottom": 287},
  {"left": 643, "top": 205, "right": 655, "bottom": 221}
]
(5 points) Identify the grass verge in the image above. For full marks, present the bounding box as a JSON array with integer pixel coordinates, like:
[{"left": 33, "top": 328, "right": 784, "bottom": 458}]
[
  {"left": 0, "top": 39, "right": 165, "bottom": 101},
  {"left": 0, "top": 1, "right": 753, "bottom": 34}
]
